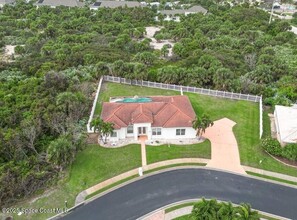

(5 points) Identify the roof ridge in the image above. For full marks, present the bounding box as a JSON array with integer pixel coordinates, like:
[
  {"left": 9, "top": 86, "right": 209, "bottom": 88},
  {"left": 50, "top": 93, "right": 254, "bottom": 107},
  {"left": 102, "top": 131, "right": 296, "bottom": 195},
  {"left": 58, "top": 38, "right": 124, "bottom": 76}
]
[
  {"left": 132, "top": 104, "right": 153, "bottom": 123},
  {"left": 162, "top": 109, "right": 179, "bottom": 127},
  {"left": 170, "top": 97, "right": 194, "bottom": 119},
  {"left": 154, "top": 103, "right": 174, "bottom": 117},
  {"left": 105, "top": 104, "right": 124, "bottom": 121}
]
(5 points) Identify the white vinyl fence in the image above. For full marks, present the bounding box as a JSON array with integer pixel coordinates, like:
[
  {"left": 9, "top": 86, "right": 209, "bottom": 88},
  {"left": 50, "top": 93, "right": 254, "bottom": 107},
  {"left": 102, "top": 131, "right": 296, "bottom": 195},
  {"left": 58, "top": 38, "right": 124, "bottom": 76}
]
[
  {"left": 103, "top": 75, "right": 261, "bottom": 102},
  {"left": 87, "top": 76, "right": 103, "bottom": 133},
  {"left": 92, "top": 75, "right": 263, "bottom": 139}
]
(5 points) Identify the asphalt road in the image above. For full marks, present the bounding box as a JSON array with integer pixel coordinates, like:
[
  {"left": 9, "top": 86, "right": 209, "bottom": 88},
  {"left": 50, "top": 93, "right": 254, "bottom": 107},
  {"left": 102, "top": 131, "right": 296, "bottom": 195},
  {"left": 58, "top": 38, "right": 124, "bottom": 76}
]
[{"left": 61, "top": 169, "right": 297, "bottom": 220}]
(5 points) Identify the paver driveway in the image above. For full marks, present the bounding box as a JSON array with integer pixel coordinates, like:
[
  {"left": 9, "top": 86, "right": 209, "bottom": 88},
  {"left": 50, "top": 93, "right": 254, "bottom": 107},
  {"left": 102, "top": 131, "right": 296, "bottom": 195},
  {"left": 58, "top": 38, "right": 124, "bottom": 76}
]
[{"left": 204, "top": 118, "right": 246, "bottom": 174}]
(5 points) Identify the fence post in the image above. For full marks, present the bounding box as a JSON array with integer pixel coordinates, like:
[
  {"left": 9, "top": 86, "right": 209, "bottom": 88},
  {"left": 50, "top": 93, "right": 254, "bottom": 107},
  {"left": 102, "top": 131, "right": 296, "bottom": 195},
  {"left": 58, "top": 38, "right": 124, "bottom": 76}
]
[
  {"left": 154, "top": 82, "right": 156, "bottom": 88},
  {"left": 247, "top": 94, "right": 249, "bottom": 101},
  {"left": 208, "top": 88, "right": 211, "bottom": 95}
]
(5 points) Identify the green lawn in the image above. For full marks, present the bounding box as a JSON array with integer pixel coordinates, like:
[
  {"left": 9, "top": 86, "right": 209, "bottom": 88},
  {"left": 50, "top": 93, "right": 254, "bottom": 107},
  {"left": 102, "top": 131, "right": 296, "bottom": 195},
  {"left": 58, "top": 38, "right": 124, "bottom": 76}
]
[
  {"left": 95, "top": 82, "right": 297, "bottom": 176},
  {"left": 146, "top": 141, "right": 211, "bottom": 164},
  {"left": 174, "top": 214, "right": 192, "bottom": 220},
  {"left": 7, "top": 144, "right": 141, "bottom": 220}
]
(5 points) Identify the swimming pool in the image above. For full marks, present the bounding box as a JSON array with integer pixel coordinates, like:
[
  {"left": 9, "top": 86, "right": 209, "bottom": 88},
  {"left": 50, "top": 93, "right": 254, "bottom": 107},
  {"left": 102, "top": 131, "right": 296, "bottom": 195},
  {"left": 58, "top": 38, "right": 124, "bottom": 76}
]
[{"left": 116, "top": 97, "right": 152, "bottom": 103}]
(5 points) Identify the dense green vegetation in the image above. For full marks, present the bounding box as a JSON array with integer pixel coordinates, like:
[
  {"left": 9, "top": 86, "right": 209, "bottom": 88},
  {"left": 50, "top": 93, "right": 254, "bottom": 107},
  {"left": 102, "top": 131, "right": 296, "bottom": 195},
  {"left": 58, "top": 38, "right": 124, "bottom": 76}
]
[
  {"left": 190, "top": 198, "right": 260, "bottom": 220},
  {"left": 261, "top": 138, "right": 297, "bottom": 161},
  {"left": 0, "top": 1, "right": 154, "bottom": 207},
  {"left": 1, "top": 0, "right": 297, "bottom": 211},
  {"left": 6, "top": 144, "right": 141, "bottom": 220}
]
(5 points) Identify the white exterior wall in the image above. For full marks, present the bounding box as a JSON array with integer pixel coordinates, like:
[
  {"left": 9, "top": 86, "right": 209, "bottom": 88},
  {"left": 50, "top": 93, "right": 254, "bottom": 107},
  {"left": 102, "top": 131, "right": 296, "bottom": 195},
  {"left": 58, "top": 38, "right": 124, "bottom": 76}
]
[
  {"left": 164, "top": 15, "right": 181, "bottom": 22},
  {"left": 274, "top": 110, "right": 282, "bottom": 144},
  {"left": 107, "top": 126, "right": 196, "bottom": 141},
  {"left": 133, "top": 123, "right": 152, "bottom": 140},
  {"left": 108, "top": 128, "right": 126, "bottom": 142},
  {"left": 151, "top": 127, "right": 196, "bottom": 139}
]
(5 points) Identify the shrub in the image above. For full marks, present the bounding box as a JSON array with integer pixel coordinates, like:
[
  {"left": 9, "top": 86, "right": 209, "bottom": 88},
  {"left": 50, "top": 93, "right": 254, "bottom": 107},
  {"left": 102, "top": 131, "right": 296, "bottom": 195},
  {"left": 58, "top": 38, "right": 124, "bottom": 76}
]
[
  {"left": 261, "top": 138, "right": 282, "bottom": 156},
  {"left": 282, "top": 144, "right": 297, "bottom": 161}
]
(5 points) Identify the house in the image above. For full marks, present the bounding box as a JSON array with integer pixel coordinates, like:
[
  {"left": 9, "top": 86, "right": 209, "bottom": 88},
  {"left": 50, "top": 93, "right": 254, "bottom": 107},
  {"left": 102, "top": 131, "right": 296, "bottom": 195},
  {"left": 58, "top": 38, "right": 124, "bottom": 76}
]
[
  {"left": 35, "top": 0, "right": 84, "bottom": 8},
  {"left": 0, "top": 0, "right": 15, "bottom": 8},
  {"left": 158, "top": 5, "right": 207, "bottom": 22},
  {"left": 101, "top": 95, "right": 197, "bottom": 142},
  {"left": 90, "top": 0, "right": 141, "bottom": 9},
  {"left": 149, "top": 2, "right": 160, "bottom": 7},
  {"left": 274, "top": 105, "right": 297, "bottom": 146}
]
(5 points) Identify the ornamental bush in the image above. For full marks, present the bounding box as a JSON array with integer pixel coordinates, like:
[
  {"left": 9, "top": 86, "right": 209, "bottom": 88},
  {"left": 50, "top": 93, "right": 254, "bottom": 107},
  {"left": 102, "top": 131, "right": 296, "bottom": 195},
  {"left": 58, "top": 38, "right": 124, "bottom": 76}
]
[
  {"left": 281, "top": 144, "right": 297, "bottom": 161},
  {"left": 260, "top": 138, "right": 282, "bottom": 156}
]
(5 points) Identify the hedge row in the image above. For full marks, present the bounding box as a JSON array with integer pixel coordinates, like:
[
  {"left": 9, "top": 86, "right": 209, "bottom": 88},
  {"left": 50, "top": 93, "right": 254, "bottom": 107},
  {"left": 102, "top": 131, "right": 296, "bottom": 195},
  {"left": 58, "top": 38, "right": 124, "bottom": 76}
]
[{"left": 261, "top": 138, "right": 297, "bottom": 161}]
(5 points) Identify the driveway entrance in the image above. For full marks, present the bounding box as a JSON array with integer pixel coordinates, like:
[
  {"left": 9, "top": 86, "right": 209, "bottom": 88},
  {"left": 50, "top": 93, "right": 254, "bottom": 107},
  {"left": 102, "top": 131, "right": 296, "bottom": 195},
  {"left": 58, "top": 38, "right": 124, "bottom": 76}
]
[{"left": 204, "top": 118, "right": 246, "bottom": 175}]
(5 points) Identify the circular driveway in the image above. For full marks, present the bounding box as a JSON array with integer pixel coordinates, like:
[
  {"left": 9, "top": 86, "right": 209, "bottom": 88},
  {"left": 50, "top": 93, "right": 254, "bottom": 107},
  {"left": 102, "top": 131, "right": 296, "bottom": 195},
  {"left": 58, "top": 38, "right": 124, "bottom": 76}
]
[{"left": 61, "top": 169, "right": 297, "bottom": 220}]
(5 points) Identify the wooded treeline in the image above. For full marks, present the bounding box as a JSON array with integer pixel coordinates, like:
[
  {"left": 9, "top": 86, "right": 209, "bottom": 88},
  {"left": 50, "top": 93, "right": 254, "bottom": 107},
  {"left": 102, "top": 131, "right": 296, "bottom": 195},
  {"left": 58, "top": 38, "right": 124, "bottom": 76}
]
[{"left": 0, "top": 0, "right": 296, "bottom": 206}]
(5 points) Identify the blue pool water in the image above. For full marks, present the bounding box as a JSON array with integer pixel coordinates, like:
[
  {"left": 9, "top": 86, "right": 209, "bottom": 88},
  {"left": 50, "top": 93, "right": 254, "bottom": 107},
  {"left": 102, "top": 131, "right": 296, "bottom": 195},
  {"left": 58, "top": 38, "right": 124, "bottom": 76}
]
[{"left": 116, "top": 97, "right": 152, "bottom": 103}]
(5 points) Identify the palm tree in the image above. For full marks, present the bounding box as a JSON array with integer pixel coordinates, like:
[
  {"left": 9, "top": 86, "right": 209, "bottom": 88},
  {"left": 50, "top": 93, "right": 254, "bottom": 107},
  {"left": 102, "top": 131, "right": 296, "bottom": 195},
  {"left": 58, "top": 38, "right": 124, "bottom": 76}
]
[
  {"left": 90, "top": 117, "right": 104, "bottom": 141},
  {"left": 217, "top": 202, "right": 237, "bottom": 220},
  {"left": 46, "top": 136, "right": 76, "bottom": 171},
  {"left": 101, "top": 122, "right": 114, "bottom": 144},
  {"left": 192, "top": 114, "right": 214, "bottom": 139},
  {"left": 234, "top": 203, "right": 260, "bottom": 220},
  {"left": 56, "top": 92, "right": 78, "bottom": 117},
  {"left": 191, "top": 198, "right": 220, "bottom": 220}
]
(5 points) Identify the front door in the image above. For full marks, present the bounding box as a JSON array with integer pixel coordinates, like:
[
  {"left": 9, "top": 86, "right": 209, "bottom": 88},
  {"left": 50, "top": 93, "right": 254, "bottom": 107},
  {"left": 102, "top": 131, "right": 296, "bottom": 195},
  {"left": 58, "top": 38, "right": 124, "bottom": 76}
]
[{"left": 138, "top": 127, "right": 146, "bottom": 135}]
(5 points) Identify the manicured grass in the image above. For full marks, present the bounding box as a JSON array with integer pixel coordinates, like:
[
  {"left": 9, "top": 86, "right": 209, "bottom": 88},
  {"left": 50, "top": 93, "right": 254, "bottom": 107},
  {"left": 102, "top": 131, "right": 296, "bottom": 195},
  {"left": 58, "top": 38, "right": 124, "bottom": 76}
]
[
  {"left": 85, "top": 174, "right": 138, "bottom": 200},
  {"left": 146, "top": 141, "right": 211, "bottom": 164},
  {"left": 165, "top": 203, "right": 194, "bottom": 213},
  {"left": 173, "top": 214, "right": 192, "bottom": 220},
  {"left": 95, "top": 82, "right": 297, "bottom": 177},
  {"left": 185, "top": 92, "right": 297, "bottom": 177},
  {"left": 262, "top": 107, "right": 273, "bottom": 138},
  {"left": 8, "top": 144, "right": 141, "bottom": 220},
  {"left": 247, "top": 171, "right": 297, "bottom": 186},
  {"left": 143, "top": 163, "right": 207, "bottom": 175}
]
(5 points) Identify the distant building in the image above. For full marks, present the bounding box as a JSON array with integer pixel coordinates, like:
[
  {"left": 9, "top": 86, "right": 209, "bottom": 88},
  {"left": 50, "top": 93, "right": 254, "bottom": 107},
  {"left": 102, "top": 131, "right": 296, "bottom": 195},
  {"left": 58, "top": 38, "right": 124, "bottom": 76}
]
[
  {"left": 149, "top": 2, "right": 160, "bottom": 7},
  {"left": 90, "top": 0, "right": 142, "bottom": 9},
  {"left": 0, "top": 0, "right": 15, "bottom": 8},
  {"left": 274, "top": 105, "right": 297, "bottom": 146},
  {"left": 35, "top": 0, "right": 84, "bottom": 8},
  {"left": 158, "top": 5, "right": 207, "bottom": 22}
]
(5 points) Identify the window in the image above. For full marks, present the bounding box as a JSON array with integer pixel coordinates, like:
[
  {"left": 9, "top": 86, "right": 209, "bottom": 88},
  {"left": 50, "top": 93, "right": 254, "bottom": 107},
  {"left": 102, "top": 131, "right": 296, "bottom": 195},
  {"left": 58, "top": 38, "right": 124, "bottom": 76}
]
[
  {"left": 152, "top": 128, "right": 162, "bottom": 136},
  {"left": 127, "top": 125, "right": 133, "bottom": 134},
  {"left": 111, "top": 131, "right": 117, "bottom": 137},
  {"left": 176, "top": 129, "right": 186, "bottom": 136}
]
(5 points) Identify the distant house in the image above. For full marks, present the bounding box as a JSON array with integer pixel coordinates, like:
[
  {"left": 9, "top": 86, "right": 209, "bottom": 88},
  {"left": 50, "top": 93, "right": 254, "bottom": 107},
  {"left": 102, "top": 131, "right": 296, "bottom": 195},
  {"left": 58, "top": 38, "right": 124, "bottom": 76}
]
[
  {"left": 158, "top": 5, "right": 207, "bottom": 22},
  {"left": 0, "top": 0, "right": 15, "bottom": 8},
  {"left": 35, "top": 0, "right": 84, "bottom": 8},
  {"left": 149, "top": 2, "right": 160, "bottom": 7},
  {"left": 101, "top": 96, "right": 197, "bottom": 142},
  {"left": 90, "top": 0, "right": 142, "bottom": 9},
  {"left": 274, "top": 105, "right": 297, "bottom": 146}
]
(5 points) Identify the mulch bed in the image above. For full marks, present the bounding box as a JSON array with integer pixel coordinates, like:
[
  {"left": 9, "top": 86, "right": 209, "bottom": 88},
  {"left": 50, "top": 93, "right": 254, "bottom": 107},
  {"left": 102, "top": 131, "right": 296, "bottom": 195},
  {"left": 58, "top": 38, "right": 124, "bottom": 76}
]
[{"left": 274, "top": 155, "right": 297, "bottom": 167}]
